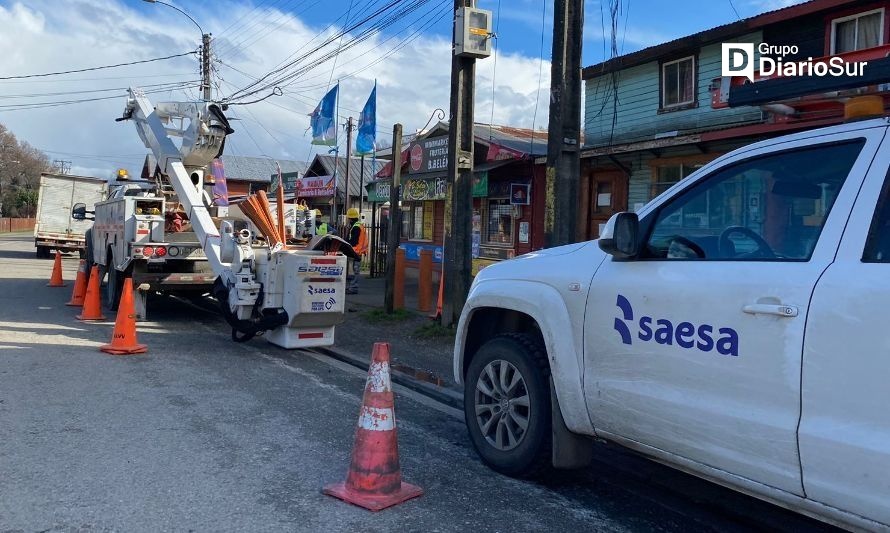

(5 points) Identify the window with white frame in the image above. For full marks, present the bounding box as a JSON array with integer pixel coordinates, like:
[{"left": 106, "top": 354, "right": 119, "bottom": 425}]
[
  {"left": 832, "top": 8, "right": 884, "bottom": 54},
  {"left": 661, "top": 56, "right": 695, "bottom": 108}
]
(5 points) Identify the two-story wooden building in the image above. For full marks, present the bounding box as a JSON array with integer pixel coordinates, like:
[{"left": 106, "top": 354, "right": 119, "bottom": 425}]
[{"left": 581, "top": 0, "right": 890, "bottom": 239}]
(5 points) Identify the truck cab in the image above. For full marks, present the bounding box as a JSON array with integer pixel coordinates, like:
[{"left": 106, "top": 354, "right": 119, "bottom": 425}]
[{"left": 454, "top": 116, "right": 890, "bottom": 530}]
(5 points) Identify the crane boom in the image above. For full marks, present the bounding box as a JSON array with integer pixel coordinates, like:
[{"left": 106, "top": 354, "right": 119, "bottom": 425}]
[{"left": 118, "top": 88, "right": 349, "bottom": 348}]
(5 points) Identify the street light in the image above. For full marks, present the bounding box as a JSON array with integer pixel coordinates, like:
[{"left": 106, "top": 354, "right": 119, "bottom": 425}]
[{"left": 142, "top": 0, "right": 212, "bottom": 101}]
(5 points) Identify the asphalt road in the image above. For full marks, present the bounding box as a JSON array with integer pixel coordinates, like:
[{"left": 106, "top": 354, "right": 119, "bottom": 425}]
[{"left": 0, "top": 233, "right": 837, "bottom": 532}]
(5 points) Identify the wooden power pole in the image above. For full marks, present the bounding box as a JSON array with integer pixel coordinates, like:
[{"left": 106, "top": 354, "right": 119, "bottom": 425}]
[
  {"left": 384, "top": 124, "right": 404, "bottom": 313},
  {"left": 202, "top": 33, "right": 212, "bottom": 101},
  {"left": 544, "top": 0, "right": 584, "bottom": 247},
  {"left": 344, "top": 116, "right": 355, "bottom": 213},
  {"left": 442, "top": 0, "right": 478, "bottom": 328}
]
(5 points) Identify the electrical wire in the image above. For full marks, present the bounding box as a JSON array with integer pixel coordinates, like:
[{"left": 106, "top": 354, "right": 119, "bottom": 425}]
[
  {"left": 0, "top": 51, "right": 197, "bottom": 80},
  {"left": 0, "top": 83, "right": 200, "bottom": 112},
  {"left": 529, "top": 0, "right": 548, "bottom": 153},
  {"left": 488, "top": 0, "right": 502, "bottom": 140},
  {"left": 225, "top": 0, "right": 439, "bottom": 102}
]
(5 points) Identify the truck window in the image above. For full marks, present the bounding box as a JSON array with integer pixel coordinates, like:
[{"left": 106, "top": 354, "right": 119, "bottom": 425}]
[
  {"left": 862, "top": 168, "right": 890, "bottom": 262},
  {"left": 643, "top": 140, "right": 865, "bottom": 261}
]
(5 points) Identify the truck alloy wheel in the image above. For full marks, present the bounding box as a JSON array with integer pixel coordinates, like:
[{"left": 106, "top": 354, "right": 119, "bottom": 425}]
[{"left": 464, "top": 334, "right": 552, "bottom": 477}]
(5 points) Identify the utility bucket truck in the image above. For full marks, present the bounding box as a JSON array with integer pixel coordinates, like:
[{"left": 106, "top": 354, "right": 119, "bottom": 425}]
[{"left": 101, "top": 88, "right": 351, "bottom": 348}]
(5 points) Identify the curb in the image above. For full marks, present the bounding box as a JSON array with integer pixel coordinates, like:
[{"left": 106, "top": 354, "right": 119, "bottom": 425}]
[{"left": 310, "top": 346, "right": 463, "bottom": 410}]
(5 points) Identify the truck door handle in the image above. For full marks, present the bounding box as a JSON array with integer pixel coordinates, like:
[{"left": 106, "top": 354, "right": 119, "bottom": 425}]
[{"left": 743, "top": 304, "right": 798, "bottom": 317}]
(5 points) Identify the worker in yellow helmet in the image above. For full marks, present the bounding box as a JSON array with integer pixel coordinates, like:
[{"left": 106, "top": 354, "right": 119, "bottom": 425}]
[
  {"left": 346, "top": 207, "right": 367, "bottom": 294},
  {"left": 314, "top": 209, "right": 330, "bottom": 236}
]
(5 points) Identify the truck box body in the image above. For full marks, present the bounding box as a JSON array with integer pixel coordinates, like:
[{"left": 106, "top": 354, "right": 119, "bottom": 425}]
[{"left": 34, "top": 173, "right": 106, "bottom": 256}]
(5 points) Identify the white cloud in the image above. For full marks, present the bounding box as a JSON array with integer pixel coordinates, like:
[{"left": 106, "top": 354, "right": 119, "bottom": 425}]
[{"left": 0, "top": 0, "right": 551, "bottom": 176}]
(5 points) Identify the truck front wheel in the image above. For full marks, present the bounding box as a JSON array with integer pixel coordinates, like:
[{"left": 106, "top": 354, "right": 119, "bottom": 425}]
[{"left": 464, "top": 334, "right": 552, "bottom": 478}]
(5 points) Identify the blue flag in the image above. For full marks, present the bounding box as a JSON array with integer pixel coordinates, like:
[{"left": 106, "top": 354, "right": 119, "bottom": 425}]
[
  {"left": 355, "top": 83, "right": 376, "bottom": 155},
  {"left": 310, "top": 85, "right": 338, "bottom": 146}
]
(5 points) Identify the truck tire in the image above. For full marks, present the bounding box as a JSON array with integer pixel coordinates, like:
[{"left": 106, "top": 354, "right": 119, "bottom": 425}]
[
  {"left": 83, "top": 230, "right": 94, "bottom": 273},
  {"left": 464, "top": 333, "right": 552, "bottom": 478},
  {"left": 35, "top": 245, "right": 50, "bottom": 259},
  {"left": 105, "top": 257, "right": 124, "bottom": 311}
]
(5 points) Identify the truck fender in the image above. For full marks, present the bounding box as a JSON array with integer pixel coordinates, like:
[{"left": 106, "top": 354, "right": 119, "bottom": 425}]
[{"left": 455, "top": 279, "right": 595, "bottom": 436}]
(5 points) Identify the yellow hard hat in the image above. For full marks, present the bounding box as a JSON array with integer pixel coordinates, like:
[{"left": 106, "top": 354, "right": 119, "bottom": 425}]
[
  {"left": 313, "top": 209, "right": 322, "bottom": 216},
  {"left": 346, "top": 208, "right": 360, "bottom": 219}
]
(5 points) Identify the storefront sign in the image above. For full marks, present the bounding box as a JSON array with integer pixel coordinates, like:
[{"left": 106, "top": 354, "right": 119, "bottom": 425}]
[
  {"left": 368, "top": 181, "right": 391, "bottom": 203},
  {"left": 399, "top": 243, "right": 443, "bottom": 263},
  {"left": 478, "top": 245, "right": 514, "bottom": 261},
  {"left": 297, "top": 175, "right": 336, "bottom": 198},
  {"left": 408, "top": 136, "right": 449, "bottom": 174},
  {"left": 510, "top": 183, "right": 531, "bottom": 205},
  {"left": 518, "top": 221, "right": 529, "bottom": 244},
  {"left": 403, "top": 177, "right": 447, "bottom": 201},
  {"left": 271, "top": 171, "right": 301, "bottom": 193},
  {"left": 472, "top": 172, "right": 488, "bottom": 197}
]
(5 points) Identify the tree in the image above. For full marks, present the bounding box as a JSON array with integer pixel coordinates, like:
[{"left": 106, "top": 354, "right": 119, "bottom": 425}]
[{"left": 0, "top": 123, "right": 51, "bottom": 218}]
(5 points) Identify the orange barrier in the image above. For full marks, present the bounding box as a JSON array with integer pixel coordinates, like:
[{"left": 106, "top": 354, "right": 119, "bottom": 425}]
[
  {"left": 101, "top": 278, "right": 147, "bottom": 355},
  {"left": 418, "top": 249, "right": 432, "bottom": 313},
  {"left": 323, "top": 343, "right": 423, "bottom": 511},
  {"left": 46, "top": 251, "right": 66, "bottom": 287},
  {"left": 66, "top": 260, "right": 88, "bottom": 306},
  {"left": 76, "top": 266, "right": 106, "bottom": 321}
]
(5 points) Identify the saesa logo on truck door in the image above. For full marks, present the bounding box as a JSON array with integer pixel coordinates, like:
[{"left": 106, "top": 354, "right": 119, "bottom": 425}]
[{"left": 613, "top": 294, "right": 739, "bottom": 356}]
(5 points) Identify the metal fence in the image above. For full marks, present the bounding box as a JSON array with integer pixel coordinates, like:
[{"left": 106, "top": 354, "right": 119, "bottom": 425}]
[{"left": 0, "top": 218, "right": 35, "bottom": 233}]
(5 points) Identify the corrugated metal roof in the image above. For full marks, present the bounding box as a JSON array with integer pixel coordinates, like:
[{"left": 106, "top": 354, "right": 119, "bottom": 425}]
[
  {"left": 306, "top": 155, "right": 387, "bottom": 197},
  {"left": 219, "top": 155, "right": 308, "bottom": 183}
]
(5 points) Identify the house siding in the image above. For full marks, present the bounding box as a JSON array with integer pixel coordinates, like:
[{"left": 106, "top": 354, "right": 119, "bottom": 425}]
[{"left": 584, "top": 31, "right": 765, "bottom": 147}]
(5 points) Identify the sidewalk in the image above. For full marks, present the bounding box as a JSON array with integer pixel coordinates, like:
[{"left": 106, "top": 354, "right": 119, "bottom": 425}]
[{"left": 331, "top": 272, "right": 460, "bottom": 398}]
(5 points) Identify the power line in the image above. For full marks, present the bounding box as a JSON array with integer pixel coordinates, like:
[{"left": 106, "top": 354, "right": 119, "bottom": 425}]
[
  {"left": 0, "top": 83, "right": 200, "bottom": 112},
  {"left": 530, "top": 0, "right": 548, "bottom": 152},
  {"left": 0, "top": 51, "right": 197, "bottom": 80},
  {"left": 0, "top": 80, "right": 200, "bottom": 100},
  {"left": 728, "top": 0, "right": 742, "bottom": 21}
]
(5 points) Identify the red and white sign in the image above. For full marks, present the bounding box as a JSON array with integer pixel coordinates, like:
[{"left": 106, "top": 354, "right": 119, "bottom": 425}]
[
  {"left": 410, "top": 144, "right": 424, "bottom": 172},
  {"left": 297, "top": 175, "right": 337, "bottom": 198}
]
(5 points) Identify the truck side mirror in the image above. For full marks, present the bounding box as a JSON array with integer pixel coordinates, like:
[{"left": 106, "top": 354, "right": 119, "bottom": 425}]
[
  {"left": 598, "top": 212, "right": 639, "bottom": 259},
  {"left": 71, "top": 202, "right": 93, "bottom": 221}
]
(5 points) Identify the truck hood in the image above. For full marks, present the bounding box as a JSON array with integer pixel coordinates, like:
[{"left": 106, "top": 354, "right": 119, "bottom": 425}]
[{"left": 473, "top": 241, "right": 604, "bottom": 285}]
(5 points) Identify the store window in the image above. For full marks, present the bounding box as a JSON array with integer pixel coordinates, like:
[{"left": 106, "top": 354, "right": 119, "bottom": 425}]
[
  {"left": 831, "top": 9, "right": 883, "bottom": 54},
  {"left": 485, "top": 199, "right": 514, "bottom": 245},
  {"left": 400, "top": 201, "right": 433, "bottom": 241}
]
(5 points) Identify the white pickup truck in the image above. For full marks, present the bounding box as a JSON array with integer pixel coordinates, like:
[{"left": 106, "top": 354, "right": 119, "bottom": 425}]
[{"left": 454, "top": 116, "right": 890, "bottom": 531}]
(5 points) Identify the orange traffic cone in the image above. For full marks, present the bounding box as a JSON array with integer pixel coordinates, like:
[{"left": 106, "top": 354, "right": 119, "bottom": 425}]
[
  {"left": 76, "top": 265, "right": 106, "bottom": 321},
  {"left": 47, "top": 251, "right": 66, "bottom": 287},
  {"left": 100, "top": 277, "right": 146, "bottom": 355},
  {"left": 66, "top": 260, "right": 88, "bottom": 306},
  {"left": 323, "top": 342, "right": 423, "bottom": 511}
]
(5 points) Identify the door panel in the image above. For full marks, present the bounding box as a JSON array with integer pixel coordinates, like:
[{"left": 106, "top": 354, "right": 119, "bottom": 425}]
[
  {"left": 583, "top": 170, "right": 627, "bottom": 240},
  {"left": 584, "top": 129, "right": 883, "bottom": 495},
  {"left": 799, "top": 136, "right": 890, "bottom": 525}
]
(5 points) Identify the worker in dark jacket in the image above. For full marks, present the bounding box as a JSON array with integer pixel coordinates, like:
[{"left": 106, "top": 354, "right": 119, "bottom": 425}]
[{"left": 346, "top": 208, "right": 367, "bottom": 294}]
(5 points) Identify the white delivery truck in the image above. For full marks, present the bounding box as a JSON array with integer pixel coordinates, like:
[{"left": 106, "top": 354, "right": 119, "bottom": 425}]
[
  {"left": 33, "top": 173, "right": 106, "bottom": 258},
  {"left": 454, "top": 105, "right": 890, "bottom": 530}
]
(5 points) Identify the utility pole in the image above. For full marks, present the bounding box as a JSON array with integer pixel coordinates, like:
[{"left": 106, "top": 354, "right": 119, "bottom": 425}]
[
  {"left": 385, "top": 124, "right": 404, "bottom": 313},
  {"left": 202, "top": 33, "right": 212, "bottom": 101},
  {"left": 442, "top": 0, "right": 478, "bottom": 328},
  {"left": 344, "top": 116, "right": 355, "bottom": 214},
  {"left": 544, "top": 0, "right": 583, "bottom": 247}
]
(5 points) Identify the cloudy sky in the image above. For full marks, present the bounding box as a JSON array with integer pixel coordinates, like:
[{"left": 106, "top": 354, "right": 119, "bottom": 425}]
[{"left": 0, "top": 0, "right": 805, "bottom": 177}]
